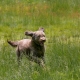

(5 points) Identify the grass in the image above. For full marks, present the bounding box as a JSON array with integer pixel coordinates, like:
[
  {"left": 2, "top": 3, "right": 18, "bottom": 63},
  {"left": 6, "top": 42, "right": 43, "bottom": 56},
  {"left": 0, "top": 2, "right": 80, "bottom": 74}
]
[
  {"left": 0, "top": 0, "right": 80, "bottom": 80},
  {"left": 0, "top": 0, "right": 80, "bottom": 26}
]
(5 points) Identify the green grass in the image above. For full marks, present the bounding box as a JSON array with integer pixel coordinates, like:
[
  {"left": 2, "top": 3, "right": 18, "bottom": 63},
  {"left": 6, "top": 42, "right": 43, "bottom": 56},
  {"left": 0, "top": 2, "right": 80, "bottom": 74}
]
[
  {"left": 0, "top": 0, "right": 80, "bottom": 80},
  {"left": 0, "top": 0, "right": 80, "bottom": 26}
]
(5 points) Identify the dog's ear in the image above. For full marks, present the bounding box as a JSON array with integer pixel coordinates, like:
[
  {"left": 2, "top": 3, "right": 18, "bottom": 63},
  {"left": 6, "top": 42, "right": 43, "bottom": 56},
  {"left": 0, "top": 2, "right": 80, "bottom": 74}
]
[
  {"left": 38, "top": 27, "right": 44, "bottom": 32},
  {"left": 25, "top": 31, "right": 34, "bottom": 37}
]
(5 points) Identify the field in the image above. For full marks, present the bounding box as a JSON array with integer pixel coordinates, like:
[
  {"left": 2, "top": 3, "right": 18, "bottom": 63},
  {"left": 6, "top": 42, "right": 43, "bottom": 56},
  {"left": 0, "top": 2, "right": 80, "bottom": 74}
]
[{"left": 0, "top": 0, "right": 80, "bottom": 80}]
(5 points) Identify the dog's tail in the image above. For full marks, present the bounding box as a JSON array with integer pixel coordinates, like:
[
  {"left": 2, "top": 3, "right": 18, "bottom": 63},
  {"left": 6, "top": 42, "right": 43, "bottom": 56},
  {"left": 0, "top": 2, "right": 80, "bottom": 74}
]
[{"left": 7, "top": 40, "right": 18, "bottom": 47}]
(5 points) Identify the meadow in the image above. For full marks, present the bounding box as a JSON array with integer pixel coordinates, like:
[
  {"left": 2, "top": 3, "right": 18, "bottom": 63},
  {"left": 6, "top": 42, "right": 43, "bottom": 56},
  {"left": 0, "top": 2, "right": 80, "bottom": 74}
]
[{"left": 0, "top": 0, "right": 80, "bottom": 80}]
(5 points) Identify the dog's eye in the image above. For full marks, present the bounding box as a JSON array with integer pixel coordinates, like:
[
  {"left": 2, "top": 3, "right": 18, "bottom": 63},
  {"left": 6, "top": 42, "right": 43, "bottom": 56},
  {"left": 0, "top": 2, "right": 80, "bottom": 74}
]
[
  {"left": 43, "top": 35, "right": 45, "bottom": 37},
  {"left": 38, "top": 35, "right": 40, "bottom": 37}
]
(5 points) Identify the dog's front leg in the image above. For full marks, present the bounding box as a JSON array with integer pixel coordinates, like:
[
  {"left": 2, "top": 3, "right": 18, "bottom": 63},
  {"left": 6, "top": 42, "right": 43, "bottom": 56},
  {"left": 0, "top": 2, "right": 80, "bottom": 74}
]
[{"left": 30, "top": 56, "right": 45, "bottom": 67}]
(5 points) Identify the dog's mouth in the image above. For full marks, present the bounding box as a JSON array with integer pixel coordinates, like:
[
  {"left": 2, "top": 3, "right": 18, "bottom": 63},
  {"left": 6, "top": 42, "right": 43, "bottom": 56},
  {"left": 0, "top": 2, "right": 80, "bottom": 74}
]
[{"left": 40, "top": 40, "right": 46, "bottom": 46}]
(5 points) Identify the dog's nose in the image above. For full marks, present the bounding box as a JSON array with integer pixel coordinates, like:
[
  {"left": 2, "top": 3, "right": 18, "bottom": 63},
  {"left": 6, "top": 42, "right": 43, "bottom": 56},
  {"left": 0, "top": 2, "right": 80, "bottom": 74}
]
[{"left": 41, "top": 37, "right": 46, "bottom": 42}]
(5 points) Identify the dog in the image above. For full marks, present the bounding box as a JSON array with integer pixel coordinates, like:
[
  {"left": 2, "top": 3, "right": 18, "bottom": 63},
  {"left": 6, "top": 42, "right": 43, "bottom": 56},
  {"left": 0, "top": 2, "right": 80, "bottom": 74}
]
[{"left": 7, "top": 28, "right": 46, "bottom": 66}]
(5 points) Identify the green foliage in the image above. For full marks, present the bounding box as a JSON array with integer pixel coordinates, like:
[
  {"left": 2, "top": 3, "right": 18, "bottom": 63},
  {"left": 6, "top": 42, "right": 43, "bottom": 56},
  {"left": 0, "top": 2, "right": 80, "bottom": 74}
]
[
  {"left": 0, "top": 0, "right": 80, "bottom": 80},
  {"left": 0, "top": 0, "right": 80, "bottom": 26}
]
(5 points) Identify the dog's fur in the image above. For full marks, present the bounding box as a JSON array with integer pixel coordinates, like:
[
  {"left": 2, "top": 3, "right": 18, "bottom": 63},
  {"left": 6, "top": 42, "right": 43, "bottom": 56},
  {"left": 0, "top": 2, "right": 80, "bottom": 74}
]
[{"left": 7, "top": 28, "right": 46, "bottom": 66}]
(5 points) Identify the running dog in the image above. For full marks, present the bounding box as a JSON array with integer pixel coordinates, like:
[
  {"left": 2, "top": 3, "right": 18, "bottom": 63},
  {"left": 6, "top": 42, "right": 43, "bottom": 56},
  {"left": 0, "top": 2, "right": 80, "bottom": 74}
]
[{"left": 7, "top": 28, "right": 46, "bottom": 66}]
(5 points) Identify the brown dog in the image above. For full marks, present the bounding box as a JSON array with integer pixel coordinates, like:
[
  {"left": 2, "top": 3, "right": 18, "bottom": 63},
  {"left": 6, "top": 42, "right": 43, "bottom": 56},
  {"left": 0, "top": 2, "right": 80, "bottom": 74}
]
[{"left": 7, "top": 28, "right": 46, "bottom": 66}]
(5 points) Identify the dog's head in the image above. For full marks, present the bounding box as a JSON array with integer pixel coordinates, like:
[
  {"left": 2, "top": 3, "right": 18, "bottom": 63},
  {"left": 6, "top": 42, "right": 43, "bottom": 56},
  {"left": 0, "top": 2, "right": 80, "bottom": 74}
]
[{"left": 25, "top": 28, "right": 46, "bottom": 46}]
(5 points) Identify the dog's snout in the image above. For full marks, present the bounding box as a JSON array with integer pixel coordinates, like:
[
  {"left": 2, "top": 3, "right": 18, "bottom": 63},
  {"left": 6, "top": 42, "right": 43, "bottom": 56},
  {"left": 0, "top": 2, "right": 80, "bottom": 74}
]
[{"left": 41, "top": 37, "right": 46, "bottom": 42}]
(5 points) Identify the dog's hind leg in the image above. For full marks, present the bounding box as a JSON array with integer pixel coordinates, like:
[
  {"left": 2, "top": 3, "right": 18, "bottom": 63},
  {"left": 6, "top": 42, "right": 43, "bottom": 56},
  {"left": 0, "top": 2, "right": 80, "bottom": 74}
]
[{"left": 16, "top": 46, "right": 21, "bottom": 65}]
